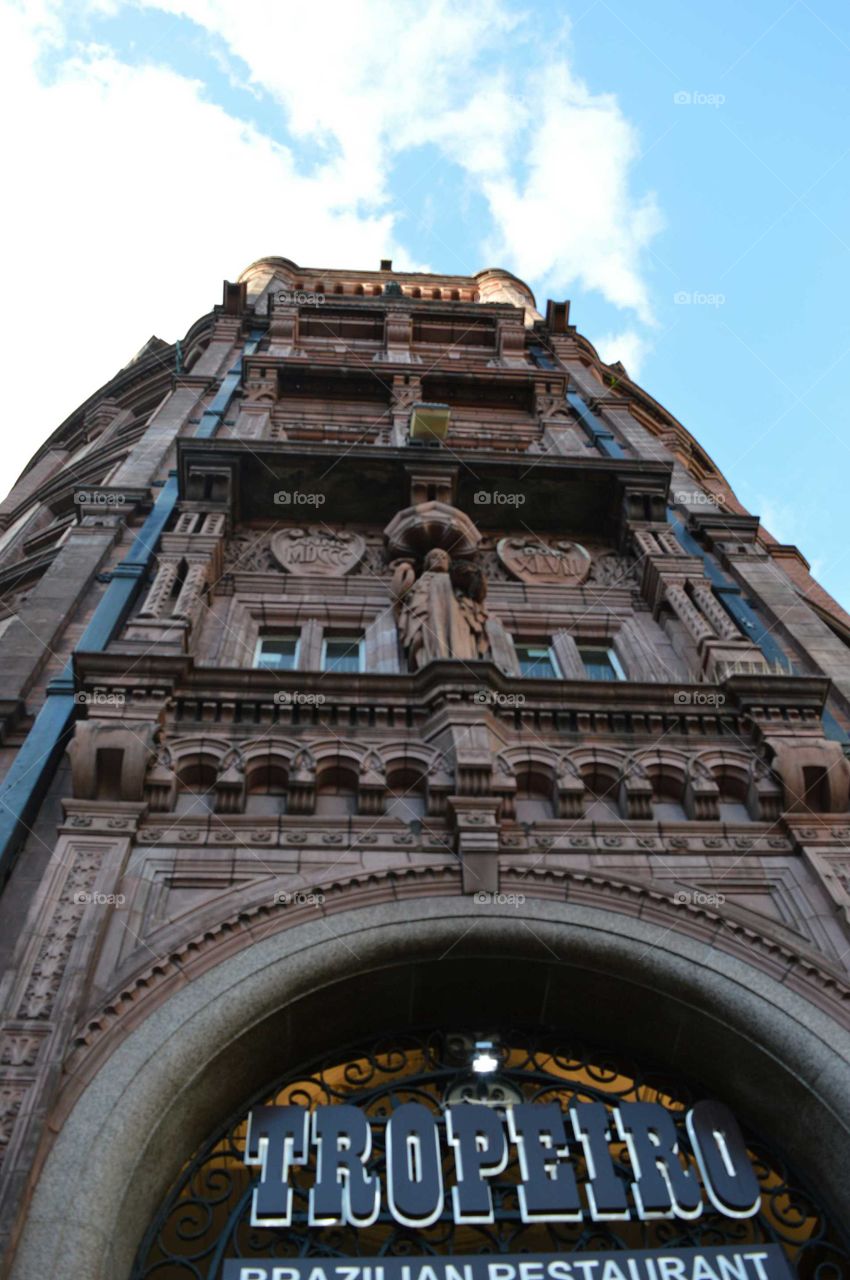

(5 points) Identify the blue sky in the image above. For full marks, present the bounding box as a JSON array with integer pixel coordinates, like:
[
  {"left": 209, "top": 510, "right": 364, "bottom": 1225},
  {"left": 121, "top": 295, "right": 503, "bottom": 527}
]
[{"left": 2, "top": 0, "right": 850, "bottom": 605}]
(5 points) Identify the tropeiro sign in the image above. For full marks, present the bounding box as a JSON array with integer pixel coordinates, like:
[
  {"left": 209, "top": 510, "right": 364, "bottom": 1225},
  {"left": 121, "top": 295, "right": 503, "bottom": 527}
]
[{"left": 242, "top": 1099, "right": 762, "bottom": 1228}]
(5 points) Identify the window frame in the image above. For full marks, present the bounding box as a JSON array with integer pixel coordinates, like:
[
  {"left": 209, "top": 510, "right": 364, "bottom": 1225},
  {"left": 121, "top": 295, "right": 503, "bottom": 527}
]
[
  {"left": 321, "top": 633, "right": 365, "bottom": 675},
  {"left": 514, "top": 641, "right": 562, "bottom": 680},
  {"left": 577, "top": 643, "right": 625, "bottom": 682},
  {"left": 253, "top": 632, "right": 301, "bottom": 671}
]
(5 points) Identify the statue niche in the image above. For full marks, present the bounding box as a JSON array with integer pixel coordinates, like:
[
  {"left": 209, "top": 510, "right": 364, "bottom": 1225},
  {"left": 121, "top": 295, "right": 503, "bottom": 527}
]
[{"left": 391, "top": 548, "right": 490, "bottom": 669}]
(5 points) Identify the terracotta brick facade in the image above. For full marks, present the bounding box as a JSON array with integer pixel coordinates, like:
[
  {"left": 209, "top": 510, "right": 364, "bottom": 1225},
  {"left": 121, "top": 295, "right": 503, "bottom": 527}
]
[{"left": 1, "top": 258, "right": 850, "bottom": 1276}]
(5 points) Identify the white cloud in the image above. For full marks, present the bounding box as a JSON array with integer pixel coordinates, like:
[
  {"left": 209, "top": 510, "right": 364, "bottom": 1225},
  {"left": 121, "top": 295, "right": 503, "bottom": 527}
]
[
  {"left": 478, "top": 68, "right": 662, "bottom": 323},
  {"left": 134, "top": 1, "right": 662, "bottom": 316},
  {"left": 594, "top": 329, "right": 653, "bottom": 379},
  {"left": 0, "top": 1, "right": 399, "bottom": 493},
  {"left": 0, "top": 0, "right": 662, "bottom": 497},
  {"left": 743, "top": 496, "right": 798, "bottom": 546}
]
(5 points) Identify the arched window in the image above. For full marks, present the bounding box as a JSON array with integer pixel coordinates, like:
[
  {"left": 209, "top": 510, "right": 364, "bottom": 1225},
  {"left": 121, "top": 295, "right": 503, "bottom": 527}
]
[
  {"left": 709, "top": 757, "right": 754, "bottom": 822},
  {"left": 653, "top": 779, "right": 687, "bottom": 822},
  {"left": 174, "top": 760, "right": 216, "bottom": 815},
  {"left": 245, "top": 761, "right": 288, "bottom": 816},
  {"left": 384, "top": 766, "right": 426, "bottom": 822},
  {"left": 514, "top": 768, "right": 554, "bottom": 822},
  {"left": 581, "top": 765, "right": 622, "bottom": 820},
  {"left": 315, "top": 763, "right": 358, "bottom": 816}
]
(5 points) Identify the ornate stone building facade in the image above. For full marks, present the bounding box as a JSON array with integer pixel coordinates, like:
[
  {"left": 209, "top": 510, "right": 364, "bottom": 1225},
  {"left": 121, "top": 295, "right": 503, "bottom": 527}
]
[{"left": 0, "top": 257, "right": 849, "bottom": 1277}]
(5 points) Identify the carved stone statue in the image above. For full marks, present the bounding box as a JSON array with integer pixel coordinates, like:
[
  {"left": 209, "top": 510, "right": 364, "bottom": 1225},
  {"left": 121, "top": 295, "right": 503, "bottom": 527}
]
[{"left": 391, "top": 548, "right": 490, "bottom": 668}]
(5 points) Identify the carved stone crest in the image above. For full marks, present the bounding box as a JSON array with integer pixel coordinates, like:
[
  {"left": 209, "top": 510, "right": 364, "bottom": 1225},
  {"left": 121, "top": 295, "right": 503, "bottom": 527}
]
[
  {"left": 270, "top": 528, "right": 365, "bottom": 576},
  {"left": 497, "top": 536, "right": 591, "bottom": 585}
]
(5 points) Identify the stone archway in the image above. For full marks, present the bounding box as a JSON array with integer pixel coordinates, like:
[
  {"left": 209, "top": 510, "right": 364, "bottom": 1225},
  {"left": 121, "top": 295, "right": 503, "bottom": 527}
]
[{"left": 10, "top": 894, "right": 850, "bottom": 1279}]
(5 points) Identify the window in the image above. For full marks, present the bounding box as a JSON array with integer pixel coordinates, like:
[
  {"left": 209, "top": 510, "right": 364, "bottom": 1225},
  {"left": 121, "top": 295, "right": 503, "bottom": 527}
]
[
  {"left": 174, "top": 761, "right": 216, "bottom": 815},
  {"left": 385, "top": 767, "right": 427, "bottom": 823},
  {"left": 719, "top": 800, "right": 750, "bottom": 822},
  {"left": 653, "top": 800, "right": 687, "bottom": 821},
  {"left": 515, "top": 644, "right": 560, "bottom": 679},
  {"left": 322, "top": 634, "right": 364, "bottom": 674},
  {"left": 578, "top": 646, "right": 624, "bottom": 681},
  {"left": 315, "top": 765, "right": 358, "bottom": 816},
  {"left": 515, "top": 769, "right": 555, "bottom": 822},
  {"left": 254, "top": 634, "right": 299, "bottom": 670}
]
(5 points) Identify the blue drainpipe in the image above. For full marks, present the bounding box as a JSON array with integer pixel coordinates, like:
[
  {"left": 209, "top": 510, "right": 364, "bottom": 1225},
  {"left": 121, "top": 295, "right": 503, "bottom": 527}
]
[{"left": 0, "top": 330, "right": 262, "bottom": 883}]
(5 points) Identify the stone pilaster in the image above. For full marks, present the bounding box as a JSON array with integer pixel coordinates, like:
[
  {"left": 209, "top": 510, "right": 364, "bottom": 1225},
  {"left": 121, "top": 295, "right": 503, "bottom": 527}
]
[{"left": 0, "top": 804, "right": 144, "bottom": 1260}]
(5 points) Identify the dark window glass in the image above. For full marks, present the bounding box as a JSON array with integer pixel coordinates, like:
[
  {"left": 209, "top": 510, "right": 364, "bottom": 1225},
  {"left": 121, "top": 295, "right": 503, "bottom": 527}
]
[
  {"left": 515, "top": 644, "right": 558, "bottom": 679},
  {"left": 255, "top": 635, "right": 298, "bottom": 670},
  {"left": 579, "top": 646, "right": 623, "bottom": 681},
  {"left": 323, "top": 636, "right": 362, "bottom": 674}
]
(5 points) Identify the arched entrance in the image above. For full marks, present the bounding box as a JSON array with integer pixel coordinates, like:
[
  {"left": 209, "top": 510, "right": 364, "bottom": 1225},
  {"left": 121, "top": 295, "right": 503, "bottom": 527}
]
[
  {"left": 11, "top": 892, "right": 850, "bottom": 1279},
  {"left": 132, "top": 1028, "right": 850, "bottom": 1276}
]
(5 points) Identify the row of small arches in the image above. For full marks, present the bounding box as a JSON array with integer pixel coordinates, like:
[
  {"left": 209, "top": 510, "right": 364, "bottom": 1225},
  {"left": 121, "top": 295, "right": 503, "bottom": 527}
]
[{"left": 146, "top": 739, "right": 780, "bottom": 823}]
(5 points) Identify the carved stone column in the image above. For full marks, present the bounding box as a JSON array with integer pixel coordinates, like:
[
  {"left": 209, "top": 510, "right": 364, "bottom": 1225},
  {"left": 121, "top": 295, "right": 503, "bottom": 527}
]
[
  {"left": 124, "top": 512, "right": 225, "bottom": 646},
  {"left": 635, "top": 525, "right": 768, "bottom": 680},
  {"left": 358, "top": 751, "right": 388, "bottom": 816},
  {"left": 138, "top": 557, "right": 180, "bottom": 618},
  {"left": 288, "top": 750, "right": 316, "bottom": 814},
  {"left": 666, "top": 582, "right": 715, "bottom": 647},
  {"left": 172, "top": 558, "right": 209, "bottom": 623}
]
